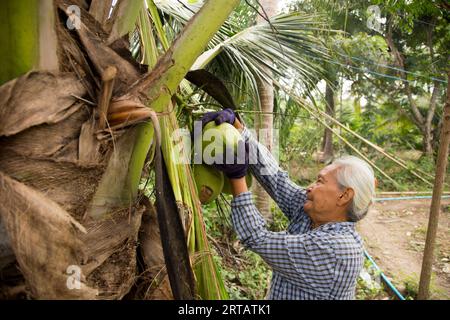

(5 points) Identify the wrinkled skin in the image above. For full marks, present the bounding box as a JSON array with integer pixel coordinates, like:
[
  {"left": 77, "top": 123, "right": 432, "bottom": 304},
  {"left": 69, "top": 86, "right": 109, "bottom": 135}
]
[{"left": 304, "top": 164, "right": 354, "bottom": 227}]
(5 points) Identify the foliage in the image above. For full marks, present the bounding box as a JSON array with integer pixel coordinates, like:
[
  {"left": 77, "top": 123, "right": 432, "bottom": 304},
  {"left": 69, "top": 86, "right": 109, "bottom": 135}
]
[
  {"left": 201, "top": 197, "right": 271, "bottom": 300},
  {"left": 403, "top": 274, "right": 420, "bottom": 300},
  {"left": 219, "top": 250, "right": 272, "bottom": 300},
  {"left": 402, "top": 272, "right": 448, "bottom": 300},
  {"left": 228, "top": 0, "right": 258, "bottom": 30},
  {"left": 155, "top": 0, "right": 332, "bottom": 113},
  {"left": 355, "top": 258, "right": 389, "bottom": 300},
  {"left": 268, "top": 205, "right": 289, "bottom": 232},
  {"left": 290, "top": 0, "right": 448, "bottom": 158}
]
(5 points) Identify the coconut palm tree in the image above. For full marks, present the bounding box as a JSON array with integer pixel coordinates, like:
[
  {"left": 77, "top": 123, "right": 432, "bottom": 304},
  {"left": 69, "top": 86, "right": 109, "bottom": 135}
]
[
  {"left": 151, "top": 0, "right": 331, "bottom": 210},
  {"left": 0, "top": 0, "right": 239, "bottom": 300}
]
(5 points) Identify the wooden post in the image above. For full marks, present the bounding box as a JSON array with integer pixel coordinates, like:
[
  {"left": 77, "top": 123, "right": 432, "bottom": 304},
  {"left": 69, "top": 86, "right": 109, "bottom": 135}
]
[{"left": 417, "top": 71, "right": 450, "bottom": 299}]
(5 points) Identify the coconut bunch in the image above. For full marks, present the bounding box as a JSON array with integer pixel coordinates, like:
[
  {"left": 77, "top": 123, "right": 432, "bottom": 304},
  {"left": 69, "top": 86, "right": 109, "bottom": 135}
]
[{"left": 193, "top": 121, "right": 252, "bottom": 204}]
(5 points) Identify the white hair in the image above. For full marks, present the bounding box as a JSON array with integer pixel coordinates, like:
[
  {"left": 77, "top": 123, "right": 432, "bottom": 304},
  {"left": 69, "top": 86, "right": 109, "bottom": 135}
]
[{"left": 332, "top": 156, "right": 376, "bottom": 222}]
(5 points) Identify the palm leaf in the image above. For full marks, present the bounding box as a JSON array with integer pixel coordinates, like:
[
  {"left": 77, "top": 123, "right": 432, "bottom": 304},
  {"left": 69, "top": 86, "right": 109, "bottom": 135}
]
[{"left": 154, "top": 1, "right": 332, "bottom": 109}]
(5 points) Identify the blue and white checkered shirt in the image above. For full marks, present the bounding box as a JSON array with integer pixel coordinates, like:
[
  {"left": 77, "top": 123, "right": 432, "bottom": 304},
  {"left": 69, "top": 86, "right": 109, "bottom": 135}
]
[{"left": 231, "top": 127, "right": 364, "bottom": 300}]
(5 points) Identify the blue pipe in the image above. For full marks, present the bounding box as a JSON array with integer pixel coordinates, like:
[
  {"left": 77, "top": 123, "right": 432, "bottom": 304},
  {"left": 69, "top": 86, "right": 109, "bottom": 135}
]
[
  {"left": 375, "top": 195, "right": 450, "bottom": 202},
  {"left": 363, "top": 249, "right": 406, "bottom": 300}
]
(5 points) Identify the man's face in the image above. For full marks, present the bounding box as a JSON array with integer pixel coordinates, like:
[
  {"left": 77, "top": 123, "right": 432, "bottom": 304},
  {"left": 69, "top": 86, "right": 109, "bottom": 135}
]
[{"left": 303, "top": 164, "right": 345, "bottom": 219}]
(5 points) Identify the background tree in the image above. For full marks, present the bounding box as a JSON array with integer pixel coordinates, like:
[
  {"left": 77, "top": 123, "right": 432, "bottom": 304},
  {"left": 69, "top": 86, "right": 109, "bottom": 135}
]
[
  {"left": 253, "top": 0, "right": 279, "bottom": 221},
  {"left": 291, "top": 0, "right": 449, "bottom": 158}
]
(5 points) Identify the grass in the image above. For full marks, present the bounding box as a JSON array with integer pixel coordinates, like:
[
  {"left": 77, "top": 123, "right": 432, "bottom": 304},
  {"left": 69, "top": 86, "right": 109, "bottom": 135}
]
[
  {"left": 355, "top": 258, "right": 390, "bottom": 300},
  {"left": 217, "top": 249, "right": 272, "bottom": 300},
  {"left": 402, "top": 273, "right": 447, "bottom": 300},
  {"left": 202, "top": 197, "right": 272, "bottom": 299}
]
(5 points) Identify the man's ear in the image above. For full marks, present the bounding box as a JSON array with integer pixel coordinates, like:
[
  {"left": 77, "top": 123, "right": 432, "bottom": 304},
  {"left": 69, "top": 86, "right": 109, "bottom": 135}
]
[{"left": 337, "top": 187, "right": 354, "bottom": 207}]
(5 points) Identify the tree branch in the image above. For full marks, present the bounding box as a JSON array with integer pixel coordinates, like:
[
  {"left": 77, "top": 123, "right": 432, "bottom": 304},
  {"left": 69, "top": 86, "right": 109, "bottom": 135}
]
[
  {"left": 385, "top": 17, "right": 425, "bottom": 127},
  {"left": 425, "top": 17, "right": 439, "bottom": 131}
]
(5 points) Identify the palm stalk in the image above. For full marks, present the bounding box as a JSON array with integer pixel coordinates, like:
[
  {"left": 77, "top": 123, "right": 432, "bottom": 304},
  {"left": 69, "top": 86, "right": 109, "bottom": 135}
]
[
  {"left": 139, "top": 0, "right": 235, "bottom": 299},
  {"left": 86, "top": 0, "right": 155, "bottom": 218},
  {"left": 0, "top": 0, "right": 39, "bottom": 85},
  {"left": 138, "top": 7, "right": 158, "bottom": 66}
]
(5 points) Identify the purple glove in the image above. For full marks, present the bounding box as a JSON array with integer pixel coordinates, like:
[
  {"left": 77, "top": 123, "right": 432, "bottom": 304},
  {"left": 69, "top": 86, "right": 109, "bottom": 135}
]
[
  {"left": 213, "top": 140, "right": 249, "bottom": 179},
  {"left": 201, "top": 108, "right": 236, "bottom": 127}
]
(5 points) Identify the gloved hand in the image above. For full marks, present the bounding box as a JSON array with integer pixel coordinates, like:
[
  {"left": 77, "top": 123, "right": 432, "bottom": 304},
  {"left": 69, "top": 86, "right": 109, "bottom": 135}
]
[
  {"left": 213, "top": 140, "right": 249, "bottom": 179},
  {"left": 201, "top": 108, "right": 236, "bottom": 127},
  {"left": 193, "top": 108, "right": 237, "bottom": 147}
]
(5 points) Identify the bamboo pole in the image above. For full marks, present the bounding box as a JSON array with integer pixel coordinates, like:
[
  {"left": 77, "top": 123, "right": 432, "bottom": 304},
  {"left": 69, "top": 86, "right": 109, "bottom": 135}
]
[
  {"left": 378, "top": 191, "right": 450, "bottom": 195},
  {"left": 280, "top": 82, "right": 435, "bottom": 186},
  {"left": 418, "top": 71, "right": 450, "bottom": 299},
  {"left": 278, "top": 85, "right": 400, "bottom": 187}
]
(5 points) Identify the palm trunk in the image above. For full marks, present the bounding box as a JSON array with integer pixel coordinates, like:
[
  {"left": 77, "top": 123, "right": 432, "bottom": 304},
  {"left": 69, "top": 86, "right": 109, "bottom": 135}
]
[
  {"left": 253, "top": 0, "right": 278, "bottom": 222},
  {"left": 254, "top": 75, "right": 274, "bottom": 221},
  {"left": 0, "top": 0, "right": 239, "bottom": 300}
]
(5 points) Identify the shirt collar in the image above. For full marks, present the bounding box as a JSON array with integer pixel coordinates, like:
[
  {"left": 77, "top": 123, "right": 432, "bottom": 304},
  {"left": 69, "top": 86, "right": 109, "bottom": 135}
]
[{"left": 312, "top": 221, "right": 355, "bottom": 232}]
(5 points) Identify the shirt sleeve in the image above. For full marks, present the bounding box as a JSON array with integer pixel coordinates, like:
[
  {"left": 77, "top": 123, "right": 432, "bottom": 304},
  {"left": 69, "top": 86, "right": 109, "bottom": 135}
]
[
  {"left": 231, "top": 192, "right": 336, "bottom": 296},
  {"left": 241, "top": 127, "right": 307, "bottom": 222}
]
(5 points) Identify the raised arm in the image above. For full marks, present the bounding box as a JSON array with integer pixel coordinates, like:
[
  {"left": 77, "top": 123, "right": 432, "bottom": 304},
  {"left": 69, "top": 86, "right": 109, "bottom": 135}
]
[
  {"left": 231, "top": 193, "right": 336, "bottom": 298},
  {"left": 198, "top": 108, "right": 307, "bottom": 221},
  {"left": 239, "top": 126, "right": 307, "bottom": 221}
]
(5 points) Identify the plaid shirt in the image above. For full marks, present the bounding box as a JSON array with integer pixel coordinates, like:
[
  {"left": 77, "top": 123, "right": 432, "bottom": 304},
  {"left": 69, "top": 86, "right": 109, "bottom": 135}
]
[{"left": 231, "top": 127, "right": 364, "bottom": 300}]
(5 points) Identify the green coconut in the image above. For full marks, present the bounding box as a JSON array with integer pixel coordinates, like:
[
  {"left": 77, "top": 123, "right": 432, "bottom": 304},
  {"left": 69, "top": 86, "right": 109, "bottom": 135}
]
[
  {"left": 199, "top": 121, "right": 243, "bottom": 164},
  {"left": 193, "top": 164, "right": 224, "bottom": 204},
  {"left": 222, "top": 174, "right": 253, "bottom": 195}
]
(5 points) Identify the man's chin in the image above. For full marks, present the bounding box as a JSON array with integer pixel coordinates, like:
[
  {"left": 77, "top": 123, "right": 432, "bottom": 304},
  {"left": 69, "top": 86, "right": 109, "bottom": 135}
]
[{"left": 303, "top": 201, "right": 311, "bottom": 214}]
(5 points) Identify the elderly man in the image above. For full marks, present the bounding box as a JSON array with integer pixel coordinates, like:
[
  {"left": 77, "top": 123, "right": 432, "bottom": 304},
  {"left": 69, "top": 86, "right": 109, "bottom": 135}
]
[{"left": 201, "top": 109, "right": 376, "bottom": 300}]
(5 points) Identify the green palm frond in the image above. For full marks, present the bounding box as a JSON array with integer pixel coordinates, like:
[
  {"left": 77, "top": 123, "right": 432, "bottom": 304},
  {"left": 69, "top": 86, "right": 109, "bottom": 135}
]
[
  {"left": 136, "top": 1, "right": 233, "bottom": 299},
  {"left": 154, "top": 0, "right": 333, "bottom": 109}
]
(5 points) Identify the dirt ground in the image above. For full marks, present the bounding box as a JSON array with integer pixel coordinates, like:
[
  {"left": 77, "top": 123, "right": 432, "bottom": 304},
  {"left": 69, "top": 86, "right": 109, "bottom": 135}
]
[{"left": 357, "top": 198, "right": 450, "bottom": 299}]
